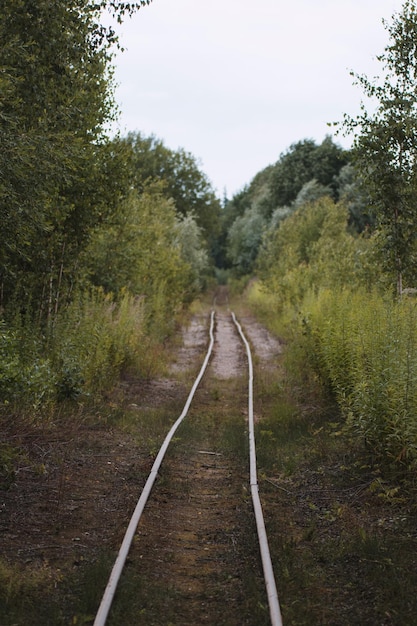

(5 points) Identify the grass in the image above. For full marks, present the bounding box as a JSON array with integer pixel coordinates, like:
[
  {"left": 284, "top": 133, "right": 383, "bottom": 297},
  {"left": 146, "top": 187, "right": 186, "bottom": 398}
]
[
  {"left": 3, "top": 294, "right": 417, "bottom": 625},
  {"left": 247, "top": 305, "right": 417, "bottom": 626},
  {"left": 100, "top": 374, "right": 270, "bottom": 625}
]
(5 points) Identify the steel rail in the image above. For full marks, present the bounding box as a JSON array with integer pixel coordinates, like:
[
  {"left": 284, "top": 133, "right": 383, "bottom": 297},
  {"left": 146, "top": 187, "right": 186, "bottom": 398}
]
[
  {"left": 232, "top": 312, "right": 283, "bottom": 626},
  {"left": 93, "top": 310, "right": 215, "bottom": 626}
]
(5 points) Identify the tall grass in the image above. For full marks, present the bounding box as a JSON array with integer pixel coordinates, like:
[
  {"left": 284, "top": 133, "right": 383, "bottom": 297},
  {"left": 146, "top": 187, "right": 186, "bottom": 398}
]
[
  {"left": 0, "top": 289, "right": 149, "bottom": 412},
  {"left": 50, "top": 288, "right": 146, "bottom": 397},
  {"left": 306, "top": 289, "right": 417, "bottom": 466},
  {"left": 250, "top": 280, "right": 417, "bottom": 469}
]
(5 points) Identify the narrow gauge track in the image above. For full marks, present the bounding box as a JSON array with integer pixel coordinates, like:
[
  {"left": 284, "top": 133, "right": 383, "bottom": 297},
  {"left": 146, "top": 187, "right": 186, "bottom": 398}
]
[{"left": 94, "top": 310, "right": 283, "bottom": 626}]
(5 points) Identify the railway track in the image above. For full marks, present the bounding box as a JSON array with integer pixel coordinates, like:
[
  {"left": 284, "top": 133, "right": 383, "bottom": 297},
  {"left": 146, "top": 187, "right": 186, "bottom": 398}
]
[{"left": 94, "top": 308, "right": 283, "bottom": 626}]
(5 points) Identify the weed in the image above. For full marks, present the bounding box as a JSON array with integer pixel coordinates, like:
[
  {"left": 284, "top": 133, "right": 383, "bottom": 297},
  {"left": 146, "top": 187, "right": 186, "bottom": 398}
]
[
  {"left": 0, "top": 559, "right": 62, "bottom": 625},
  {"left": 244, "top": 292, "right": 417, "bottom": 625},
  {"left": 0, "top": 444, "right": 21, "bottom": 489}
]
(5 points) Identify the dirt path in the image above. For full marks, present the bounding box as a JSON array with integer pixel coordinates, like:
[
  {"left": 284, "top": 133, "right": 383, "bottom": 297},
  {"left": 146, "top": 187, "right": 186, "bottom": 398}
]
[
  {"left": 211, "top": 311, "right": 244, "bottom": 378},
  {"left": 0, "top": 299, "right": 283, "bottom": 625},
  {"left": 113, "top": 308, "right": 276, "bottom": 624},
  {"left": 3, "top": 296, "right": 417, "bottom": 625}
]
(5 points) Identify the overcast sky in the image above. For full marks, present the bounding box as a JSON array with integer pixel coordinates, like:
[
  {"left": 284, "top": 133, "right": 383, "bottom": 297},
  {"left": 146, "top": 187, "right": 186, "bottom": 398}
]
[{"left": 109, "top": 0, "right": 405, "bottom": 197}]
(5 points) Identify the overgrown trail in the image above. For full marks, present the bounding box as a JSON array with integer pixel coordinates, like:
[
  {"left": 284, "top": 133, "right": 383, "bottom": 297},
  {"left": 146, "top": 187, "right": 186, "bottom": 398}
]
[
  {"left": 106, "top": 305, "right": 273, "bottom": 625},
  {"left": 4, "top": 292, "right": 417, "bottom": 625}
]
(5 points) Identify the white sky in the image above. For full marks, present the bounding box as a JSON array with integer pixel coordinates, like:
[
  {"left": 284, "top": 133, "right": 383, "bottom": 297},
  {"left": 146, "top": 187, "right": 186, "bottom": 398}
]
[{"left": 109, "top": 0, "right": 405, "bottom": 197}]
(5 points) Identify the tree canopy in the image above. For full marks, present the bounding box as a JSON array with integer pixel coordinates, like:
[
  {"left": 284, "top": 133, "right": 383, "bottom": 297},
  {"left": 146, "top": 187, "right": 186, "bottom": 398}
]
[
  {"left": 0, "top": 1, "right": 151, "bottom": 317},
  {"left": 269, "top": 136, "right": 349, "bottom": 209},
  {"left": 219, "top": 136, "right": 351, "bottom": 274},
  {"left": 342, "top": 0, "right": 417, "bottom": 294},
  {"left": 123, "top": 132, "right": 221, "bottom": 248}
]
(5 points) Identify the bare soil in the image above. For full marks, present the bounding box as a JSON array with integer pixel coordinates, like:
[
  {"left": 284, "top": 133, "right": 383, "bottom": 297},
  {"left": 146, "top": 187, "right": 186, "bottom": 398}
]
[{"left": 117, "top": 309, "right": 264, "bottom": 625}]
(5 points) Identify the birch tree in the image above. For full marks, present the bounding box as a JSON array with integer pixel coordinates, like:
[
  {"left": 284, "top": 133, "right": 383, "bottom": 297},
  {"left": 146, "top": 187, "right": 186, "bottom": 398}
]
[{"left": 342, "top": 0, "right": 417, "bottom": 294}]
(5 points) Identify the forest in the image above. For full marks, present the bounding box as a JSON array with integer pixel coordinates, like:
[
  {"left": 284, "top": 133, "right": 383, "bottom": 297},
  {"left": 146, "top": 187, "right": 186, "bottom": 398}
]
[
  {"left": 2, "top": 0, "right": 417, "bottom": 471},
  {"left": 2, "top": 0, "right": 417, "bottom": 622}
]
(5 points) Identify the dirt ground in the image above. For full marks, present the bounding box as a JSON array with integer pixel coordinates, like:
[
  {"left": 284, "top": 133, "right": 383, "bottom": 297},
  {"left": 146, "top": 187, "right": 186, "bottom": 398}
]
[
  {"left": 118, "top": 309, "right": 265, "bottom": 625},
  {"left": 2, "top": 295, "right": 417, "bottom": 625},
  {"left": 0, "top": 298, "right": 282, "bottom": 624}
]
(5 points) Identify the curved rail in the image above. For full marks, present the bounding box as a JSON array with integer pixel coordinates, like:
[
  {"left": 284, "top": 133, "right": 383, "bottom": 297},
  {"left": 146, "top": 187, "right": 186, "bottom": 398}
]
[
  {"left": 94, "top": 309, "right": 282, "bottom": 625},
  {"left": 94, "top": 311, "right": 215, "bottom": 626},
  {"left": 232, "top": 313, "right": 283, "bottom": 626}
]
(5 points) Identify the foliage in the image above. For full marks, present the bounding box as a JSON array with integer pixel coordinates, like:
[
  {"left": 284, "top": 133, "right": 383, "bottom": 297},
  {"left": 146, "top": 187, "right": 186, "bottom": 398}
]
[
  {"left": 122, "top": 132, "right": 221, "bottom": 248},
  {"left": 250, "top": 188, "right": 417, "bottom": 467},
  {"left": 342, "top": 0, "right": 417, "bottom": 294},
  {"left": 292, "top": 179, "right": 334, "bottom": 209},
  {"left": 85, "top": 182, "right": 190, "bottom": 335},
  {"left": 257, "top": 196, "right": 373, "bottom": 309},
  {"left": 302, "top": 289, "right": 417, "bottom": 466},
  {"left": 0, "top": 0, "right": 218, "bottom": 414},
  {"left": 335, "top": 164, "right": 374, "bottom": 233},
  {"left": 220, "top": 136, "right": 355, "bottom": 274},
  {"left": 0, "top": 289, "right": 147, "bottom": 406},
  {"left": 227, "top": 207, "right": 267, "bottom": 275},
  {"left": 269, "top": 136, "right": 349, "bottom": 208},
  {"left": 249, "top": 269, "right": 417, "bottom": 470},
  {"left": 0, "top": 1, "right": 151, "bottom": 321},
  {"left": 51, "top": 289, "right": 146, "bottom": 396},
  {"left": 174, "top": 214, "right": 210, "bottom": 295},
  {"left": 0, "top": 320, "right": 56, "bottom": 409},
  {"left": 252, "top": 186, "right": 417, "bottom": 468}
]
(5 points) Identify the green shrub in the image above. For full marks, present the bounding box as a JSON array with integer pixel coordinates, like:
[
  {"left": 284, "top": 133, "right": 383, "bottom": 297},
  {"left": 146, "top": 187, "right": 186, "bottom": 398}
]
[
  {"left": 252, "top": 195, "right": 417, "bottom": 468},
  {"left": 248, "top": 280, "right": 417, "bottom": 469},
  {"left": 51, "top": 289, "right": 146, "bottom": 396},
  {"left": 0, "top": 320, "right": 56, "bottom": 409},
  {"left": 305, "top": 289, "right": 417, "bottom": 467}
]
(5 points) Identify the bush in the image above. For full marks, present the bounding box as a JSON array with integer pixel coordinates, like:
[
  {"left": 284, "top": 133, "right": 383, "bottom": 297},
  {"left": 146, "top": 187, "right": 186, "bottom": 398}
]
[
  {"left": 51, "top": 289, "right": 146, "bottom": 396},
  {"left": 0, "top": 321, "right": 56, "bottom": 409},
  {"left": 248, "top": 279, "right": 417, "bottom": 469},
  {"left": 304, "top": 289, "right": 417, "bottom": 467}
]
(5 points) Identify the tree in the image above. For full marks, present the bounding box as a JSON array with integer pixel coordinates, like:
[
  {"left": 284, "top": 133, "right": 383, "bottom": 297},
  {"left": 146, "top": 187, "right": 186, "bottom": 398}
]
[
  {"left": 293, "top": 179, "right": 334, "bottom": 209},
  {"left": 123, "top": 132, "right": 221, "bottom": 249},
  {"left": 214, "top": 185, "right": 252, "bottom": 268},
  {"left": 218, "top": 137, "right": 348, "bottom": 275},
  {"left": 270, "top": 137, "right": 349, "bottom": 209},
  {"left": 174, "top": 214, "right": 210, "bottom": 296},
  {"left": 227, "top": 208, "right": 267, "bottom": 275},
  {"left": 86, "top": 182, "right": 191, "bottom": 332},
  {"left": 0, "top": 1, "right": 151, "bottom": 318},
  {"left": 257, "top": 197, "right": 362, "bottom": 305},
  {"left": 342, "top": 0, "right": 417, "bottom": 294},
  {"left": 86, "top": 184, "right": 209, "bottom": 301},
  {"left": 335, "top": 164, "right": 373, "bottom": 233}
]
